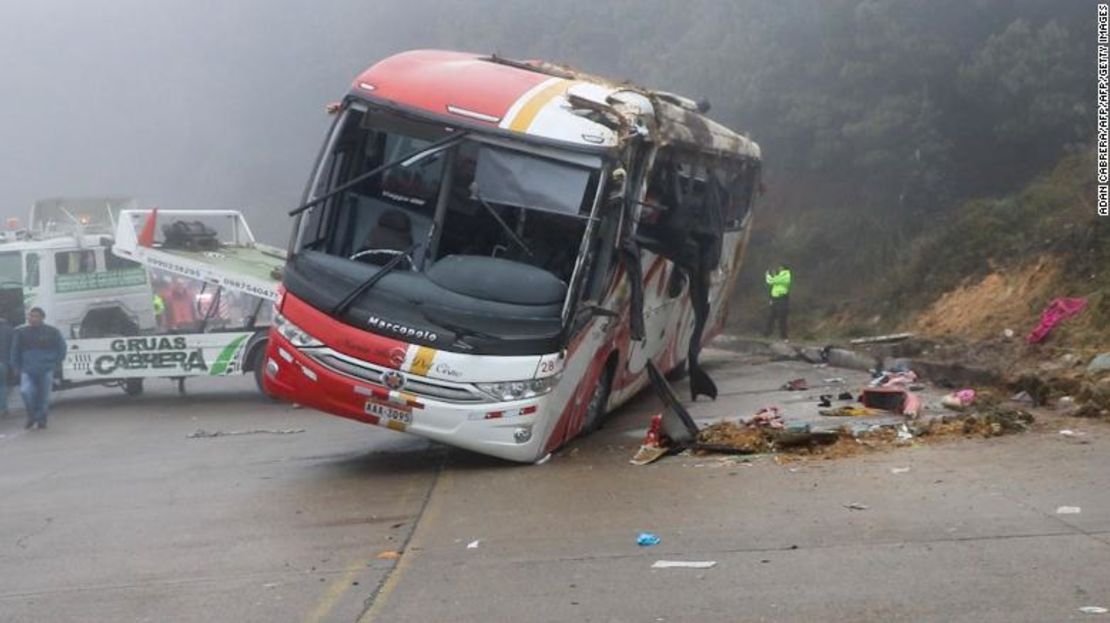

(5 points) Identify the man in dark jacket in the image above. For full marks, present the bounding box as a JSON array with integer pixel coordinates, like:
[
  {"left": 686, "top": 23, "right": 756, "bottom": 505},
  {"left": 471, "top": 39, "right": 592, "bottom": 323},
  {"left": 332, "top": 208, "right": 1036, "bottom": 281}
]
[
  {"left": 11, "top": 307, "right": 66, "bottom": 429},
  {"left": 0, "top": 315, "right": 12, "bottom": 416}
]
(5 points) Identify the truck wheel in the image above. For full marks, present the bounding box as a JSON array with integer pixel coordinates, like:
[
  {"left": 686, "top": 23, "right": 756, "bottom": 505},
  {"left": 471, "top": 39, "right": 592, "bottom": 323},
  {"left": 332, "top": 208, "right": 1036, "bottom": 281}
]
[
  {"left": 580, "top": 364, "right": 614, "bottom": 434},
  {"left": 123, "top": 378, "right": 144, "bottom": 396},
  {"left": 249, "top": 341, "right": 277, "bottom": 400}
]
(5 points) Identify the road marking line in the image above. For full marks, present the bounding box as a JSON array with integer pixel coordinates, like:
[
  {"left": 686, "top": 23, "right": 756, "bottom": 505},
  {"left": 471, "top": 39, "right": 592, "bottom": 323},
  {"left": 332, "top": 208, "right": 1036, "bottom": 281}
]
[
  {"left": 359, "top": 457, "right": 451, "bottom": 622},
  {"left": 304, "top": 474, "right": 422, "bottom": 623}
]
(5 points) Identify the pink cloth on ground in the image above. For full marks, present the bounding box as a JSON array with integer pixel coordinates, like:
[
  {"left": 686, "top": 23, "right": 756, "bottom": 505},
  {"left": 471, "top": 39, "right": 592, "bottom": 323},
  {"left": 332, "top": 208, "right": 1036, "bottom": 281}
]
[{"left": 1026, "top": 297, "right": 1087, "bottom": 344}]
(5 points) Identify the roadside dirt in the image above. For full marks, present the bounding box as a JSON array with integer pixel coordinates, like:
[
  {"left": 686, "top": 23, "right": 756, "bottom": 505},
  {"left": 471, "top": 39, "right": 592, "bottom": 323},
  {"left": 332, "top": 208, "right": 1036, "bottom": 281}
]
[
  {"left": 695, "top": 406, "right": 1042, "bottom": 464},
  {"left": 913, "top": 257, "right": 1061, "bottom": 340}
]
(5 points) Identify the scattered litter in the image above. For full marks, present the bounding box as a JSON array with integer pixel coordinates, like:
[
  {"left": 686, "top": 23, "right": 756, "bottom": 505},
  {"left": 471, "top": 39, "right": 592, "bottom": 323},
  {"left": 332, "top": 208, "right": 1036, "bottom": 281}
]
[
  {"left": 890, "top": 467, "right": 910, "bottom": 474},
  {"left": 862, "top": 387, "right": 921, "bottom": 417},
  {"left": 637, "top": 532, "right": 661, "bottom": 546},
  {"left": 819, "top": 406, "right": 879, "bottom": 418},
  {"left": 1026, "top": 297, "right": 1087, "bottom": 344},
  {"left": 896, "top": 424, "right": 914, "bottom": 443},
  {"left": 1059, "top": 429, "right": 1084, "bottom": 437},
  {"left": 746, "top": 406, "right": 786, "bottom": 429},
  {"left": 1056, "top": 506, "right": 1082, "bottom": 515},
  {"left": 849, "top": 332, "right": 913, "bottom": 345},
  {"left": 781, "top": 378, "right": 808, "bottom": 391},
  {"left": 631, "top": 415, "right": 670, "bottom": 465},
  {"left": 817, "top": 395, "right": 832, "bottom": 408},
  {"left": 1079, "top": 606, "right": 1108, "bottom": 614},
  {"left": 837, "top": 391, "right": 854, "bottom": 400},
  {"left": 651, "top": 560, "right": 717, "bottom": 569},
  {"left": 1010, "top": 390, "right": 1034, "bottom": 404},
  {"left": 263, "top": 582, "right": 279, "bottom": 589},
  {"left": 845, "top": 503, "right": 869, "bottom": 511},
  {"left": 187, "top": 428, "right": 305, "bottom": 438},
  {"left": 376, "top": 550, "right": 402, "bottom": 560},
  {"left": 466, "top": 539, "right": 481, "bottom": 549},
  {"left": 1058, "top": 396, "right": 1076, "bottom": 410},
  {"left": 823, "top": 377, "right": 845, "bottom": 384},
  {"left": 941, "top": 389, "right": 977, "bottom": 411}
]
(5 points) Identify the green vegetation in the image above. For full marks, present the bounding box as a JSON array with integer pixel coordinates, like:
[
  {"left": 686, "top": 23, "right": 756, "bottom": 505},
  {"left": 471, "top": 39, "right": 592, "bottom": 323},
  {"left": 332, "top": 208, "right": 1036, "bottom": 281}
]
[{"left": 368, "top": 0, "right": 1097, "bottom": 341}]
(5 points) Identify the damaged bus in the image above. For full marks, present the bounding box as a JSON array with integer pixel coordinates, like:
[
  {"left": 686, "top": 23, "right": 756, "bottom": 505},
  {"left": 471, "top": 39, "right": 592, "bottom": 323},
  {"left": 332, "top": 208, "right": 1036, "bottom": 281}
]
[{"left": 264, "top": 50, "right": 761, "bottom": 462}]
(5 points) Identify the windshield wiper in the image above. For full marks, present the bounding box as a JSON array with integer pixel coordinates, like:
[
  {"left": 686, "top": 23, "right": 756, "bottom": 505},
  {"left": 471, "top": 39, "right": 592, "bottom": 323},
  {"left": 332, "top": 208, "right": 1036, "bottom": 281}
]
[
  {"left": 330, "top": 243, "right": 420, "bottom": 316},
  {"left": 417, "top": 307, "right": 502, "bottom": 345},
  {"left": 475, "top": 191, "right": 534, "bottom": 258},
  {"left": 289, "top": 131, "right": 469, "bottom": 216}
]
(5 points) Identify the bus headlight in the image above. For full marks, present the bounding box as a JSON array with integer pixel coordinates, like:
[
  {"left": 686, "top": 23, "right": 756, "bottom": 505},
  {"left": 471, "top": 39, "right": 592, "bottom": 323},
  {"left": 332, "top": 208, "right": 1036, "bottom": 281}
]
[
  {"left": 476, "top": 376, "right": 559, "bottom": 402},
  {"left": 273, "top": 312, "right": 323, "bottom": 348}
]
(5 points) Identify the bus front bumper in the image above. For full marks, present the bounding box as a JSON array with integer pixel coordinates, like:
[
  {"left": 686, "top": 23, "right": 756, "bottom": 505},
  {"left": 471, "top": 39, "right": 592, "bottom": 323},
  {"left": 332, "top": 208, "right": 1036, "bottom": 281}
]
[{"left": 262, "top": 332, "right": 550, "bottom": 463}]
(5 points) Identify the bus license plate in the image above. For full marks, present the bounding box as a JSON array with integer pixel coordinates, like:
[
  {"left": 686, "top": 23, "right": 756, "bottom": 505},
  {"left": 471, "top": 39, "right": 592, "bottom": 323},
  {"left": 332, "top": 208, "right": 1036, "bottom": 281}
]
[{"left": 365, "top": 399, "right": 412, "bottom": 425}]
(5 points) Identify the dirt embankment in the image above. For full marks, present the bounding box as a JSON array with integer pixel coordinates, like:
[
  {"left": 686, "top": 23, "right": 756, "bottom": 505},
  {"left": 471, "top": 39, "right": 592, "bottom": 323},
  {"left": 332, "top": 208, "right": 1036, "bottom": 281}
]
[{"left": 913, "top": 258, "right": 1061, "bottom": 340}]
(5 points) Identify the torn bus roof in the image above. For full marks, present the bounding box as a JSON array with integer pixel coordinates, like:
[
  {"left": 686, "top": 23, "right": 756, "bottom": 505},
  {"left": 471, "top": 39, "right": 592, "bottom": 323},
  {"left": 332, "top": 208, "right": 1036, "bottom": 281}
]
[{"left": 348, "top": 50, "right": 759, "bottom": 158}]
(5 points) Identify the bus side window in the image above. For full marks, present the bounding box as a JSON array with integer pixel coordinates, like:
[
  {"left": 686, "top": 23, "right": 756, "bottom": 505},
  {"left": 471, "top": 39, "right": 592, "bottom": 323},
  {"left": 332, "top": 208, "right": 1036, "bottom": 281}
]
[
  {"left": 724, "top": 159, "right": 759, "bottom": 230},
  {"left": 25, "top": 253, "right": 40, "bottom": 287}
]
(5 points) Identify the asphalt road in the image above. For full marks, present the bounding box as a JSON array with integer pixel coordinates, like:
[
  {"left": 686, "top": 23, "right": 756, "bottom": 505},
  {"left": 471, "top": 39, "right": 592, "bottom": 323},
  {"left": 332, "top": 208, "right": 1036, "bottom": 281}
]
[{"left": 0, "top": 351, "right": 1107, "bottom": 622}]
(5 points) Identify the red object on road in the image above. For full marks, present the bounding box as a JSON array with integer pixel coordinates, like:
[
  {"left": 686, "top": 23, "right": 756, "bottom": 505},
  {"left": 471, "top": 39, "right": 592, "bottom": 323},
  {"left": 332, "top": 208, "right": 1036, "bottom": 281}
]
[{"left": 1026, "top": 297, "right": 1087, "bottom": 344}]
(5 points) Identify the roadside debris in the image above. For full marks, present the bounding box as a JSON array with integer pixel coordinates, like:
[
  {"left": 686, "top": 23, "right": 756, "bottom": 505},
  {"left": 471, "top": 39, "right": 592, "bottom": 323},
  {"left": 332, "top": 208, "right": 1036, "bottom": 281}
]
[
  {"left": 1079, "top": 606, "right": 1108, "bottom": 614},
  {"left": 890, "top": 467, "right": 910, "bottom": 474},
  {"left": 780, "top": 378, "right": 808, "bottom": 391},
  {"left": 187, "top": 428, "right": 305, "bottom": 438},
  {"left": 844, "top": 503, "right": 869, "bottom": 511},
  {"left": 637, "top": 532, "right": 661, "bottom": 546},
  {"left": 631, "top": 415, "right": 670, "bottom": 465},
  {"left": 849, "top": 332, "right": 914, "bottom": 345},
  {"left": 820, "top": 406, "right": 879, "bottom": 418},
  {"left": 376, "top": 550, "right": 402, "bottom": 560},
  {"left": 940, "top": 389, "right": 977, "bottom": 411},
  {"left": 915, "top": 408, "right": 1034, "bottom": 438},
  {"left": 862, "top": 387, "right": 921, "bottom": 417},
  {"left": 651, "top": 560, "right": 717, "bottom": 569},
  {"left": 1056, "top": 506, "right": 1082, "bottom": 515},
  {"left": 747, "top": 407, "right": 786, "bottom": 429},
  {"left": 466, "top": 539, "right": 481, "bottom": 549},
  {"left": 1026, "top": 297, "right": 1087, "bottom": 344}
]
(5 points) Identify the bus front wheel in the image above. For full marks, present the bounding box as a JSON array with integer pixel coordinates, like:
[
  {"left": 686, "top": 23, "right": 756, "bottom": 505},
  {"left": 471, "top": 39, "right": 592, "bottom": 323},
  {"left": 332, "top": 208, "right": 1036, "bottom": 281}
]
[{"left": 580, "top": 363, "right": 614, "bottom": 434}]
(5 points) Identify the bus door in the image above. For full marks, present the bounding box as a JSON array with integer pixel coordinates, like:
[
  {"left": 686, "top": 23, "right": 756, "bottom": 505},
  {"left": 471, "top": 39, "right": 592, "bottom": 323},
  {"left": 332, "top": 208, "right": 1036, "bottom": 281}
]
[{"left": 631, "top": 150, "right": 724, "bottom": 400}]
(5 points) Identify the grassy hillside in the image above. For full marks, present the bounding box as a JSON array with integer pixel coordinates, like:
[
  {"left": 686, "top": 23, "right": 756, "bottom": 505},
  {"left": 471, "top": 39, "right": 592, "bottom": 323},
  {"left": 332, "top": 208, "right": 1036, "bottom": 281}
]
[{"left": 730, "top": 149, "right": 1109, "bottom": 349}]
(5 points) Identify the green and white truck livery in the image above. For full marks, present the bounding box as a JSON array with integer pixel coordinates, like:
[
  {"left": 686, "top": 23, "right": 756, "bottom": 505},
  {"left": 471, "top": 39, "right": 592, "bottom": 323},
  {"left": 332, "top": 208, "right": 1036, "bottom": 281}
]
[{"left": 1, "top": 199, "right": 282, "bottom": 396}]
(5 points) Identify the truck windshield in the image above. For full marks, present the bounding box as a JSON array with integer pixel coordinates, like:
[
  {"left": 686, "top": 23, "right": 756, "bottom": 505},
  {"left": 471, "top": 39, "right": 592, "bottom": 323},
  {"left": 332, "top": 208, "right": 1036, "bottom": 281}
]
[{"left": 287, "top": 104, "right": 610, "bottom": 355}]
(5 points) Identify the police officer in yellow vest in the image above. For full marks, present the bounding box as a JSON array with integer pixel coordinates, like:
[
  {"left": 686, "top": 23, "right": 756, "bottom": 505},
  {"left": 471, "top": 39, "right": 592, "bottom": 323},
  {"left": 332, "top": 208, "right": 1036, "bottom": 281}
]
[
  {"left": 153, "top": 293, "right": 166, "bottom": 328},
  {"left": 764, "top": 263, "right": 792, "bottom": 340}
]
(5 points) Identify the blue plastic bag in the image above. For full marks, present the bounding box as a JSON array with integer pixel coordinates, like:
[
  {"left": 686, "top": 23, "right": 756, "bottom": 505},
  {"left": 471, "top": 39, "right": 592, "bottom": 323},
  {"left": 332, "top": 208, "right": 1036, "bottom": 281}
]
[{"left": 637, "top": 532, "right": 661, "bottom": 546}]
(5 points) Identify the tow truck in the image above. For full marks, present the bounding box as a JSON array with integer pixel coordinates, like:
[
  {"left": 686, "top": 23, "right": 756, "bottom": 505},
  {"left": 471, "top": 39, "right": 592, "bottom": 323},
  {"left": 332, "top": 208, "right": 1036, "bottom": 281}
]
[{"left": 1, "top": 198, "right": 283, "bottom": 396}]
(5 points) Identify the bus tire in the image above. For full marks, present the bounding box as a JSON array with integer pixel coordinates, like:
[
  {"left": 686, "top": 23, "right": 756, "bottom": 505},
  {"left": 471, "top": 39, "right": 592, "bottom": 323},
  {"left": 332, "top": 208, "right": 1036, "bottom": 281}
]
[
  {"left": 123, "top": 378, "right": 144, "bottom": 396},
  {"left": 250, "top": 342, "right": 277, "bottom": 400},
  {"left": 581, "top": 361, "right": 614, "bottom": 434}
]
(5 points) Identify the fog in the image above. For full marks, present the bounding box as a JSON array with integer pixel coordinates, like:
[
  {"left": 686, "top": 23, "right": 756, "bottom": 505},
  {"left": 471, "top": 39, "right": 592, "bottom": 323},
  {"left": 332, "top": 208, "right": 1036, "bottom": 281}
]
[
  {"left": 0, "top": 0, "right": 1090, "bottom": 250},
  {"left": 0, "top": 1, "right": 405, "bottom": 244}
]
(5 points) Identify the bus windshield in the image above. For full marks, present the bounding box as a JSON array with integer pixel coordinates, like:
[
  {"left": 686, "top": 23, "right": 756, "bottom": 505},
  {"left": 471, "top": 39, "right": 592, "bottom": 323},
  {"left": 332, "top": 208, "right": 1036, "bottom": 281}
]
[{"left": 287, "top": 104, "right": 611, "bottom": 355}]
